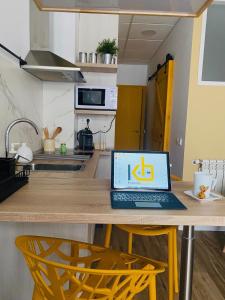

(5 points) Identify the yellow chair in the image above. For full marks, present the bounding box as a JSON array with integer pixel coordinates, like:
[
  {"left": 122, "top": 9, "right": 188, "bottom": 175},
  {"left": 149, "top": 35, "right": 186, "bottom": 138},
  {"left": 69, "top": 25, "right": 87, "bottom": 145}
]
[
  {"left": 104, "top": 225, "right": 178, "bottom": 300},
  {"left": 16, "top": 235, "right": 166, "bottom": 300}
]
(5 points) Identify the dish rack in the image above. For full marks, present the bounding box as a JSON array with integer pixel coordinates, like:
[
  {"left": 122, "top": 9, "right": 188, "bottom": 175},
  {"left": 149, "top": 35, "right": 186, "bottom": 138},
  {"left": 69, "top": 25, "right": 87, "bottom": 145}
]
[{"left": 0, "top": 169, "right": 30, "bottom": 203}]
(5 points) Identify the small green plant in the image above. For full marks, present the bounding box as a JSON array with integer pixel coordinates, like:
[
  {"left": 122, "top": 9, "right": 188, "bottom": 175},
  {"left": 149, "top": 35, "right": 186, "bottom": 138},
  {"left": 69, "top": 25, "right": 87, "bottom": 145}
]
[{"left": 96, "top": 38, "right": 119, "bottom": 55}]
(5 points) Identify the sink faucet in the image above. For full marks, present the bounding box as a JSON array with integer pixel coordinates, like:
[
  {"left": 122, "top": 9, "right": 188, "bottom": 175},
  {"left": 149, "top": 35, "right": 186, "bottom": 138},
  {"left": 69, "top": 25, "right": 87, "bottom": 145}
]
[{"left": 5, "top": 118, "right": 39, "bottom": 158}]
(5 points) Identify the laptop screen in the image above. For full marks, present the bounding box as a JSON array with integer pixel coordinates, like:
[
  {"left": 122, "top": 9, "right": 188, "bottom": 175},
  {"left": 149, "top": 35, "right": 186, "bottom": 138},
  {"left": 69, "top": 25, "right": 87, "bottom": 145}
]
[{"left": 111, "top": 151, "right": 171, "bottom": 191}]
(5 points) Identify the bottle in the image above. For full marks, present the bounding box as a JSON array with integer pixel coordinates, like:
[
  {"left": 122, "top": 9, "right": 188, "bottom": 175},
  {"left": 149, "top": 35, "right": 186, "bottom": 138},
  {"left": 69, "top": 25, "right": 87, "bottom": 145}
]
[{"left": 60, "top": 143, "right": 67, "bottom": 154}]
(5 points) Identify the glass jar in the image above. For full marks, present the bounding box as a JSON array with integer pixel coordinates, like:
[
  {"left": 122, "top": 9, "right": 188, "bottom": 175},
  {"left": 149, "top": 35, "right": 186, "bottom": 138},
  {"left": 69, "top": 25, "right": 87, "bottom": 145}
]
[{"left": 60, "top": 143, "right": 67, "bottom": 154}]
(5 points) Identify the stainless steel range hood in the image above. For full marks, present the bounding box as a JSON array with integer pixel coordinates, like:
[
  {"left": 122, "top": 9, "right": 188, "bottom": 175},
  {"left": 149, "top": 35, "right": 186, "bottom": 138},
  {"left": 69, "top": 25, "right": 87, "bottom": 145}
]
[{"left": 21, "top": 50, "right": 86, "bottom": 83}]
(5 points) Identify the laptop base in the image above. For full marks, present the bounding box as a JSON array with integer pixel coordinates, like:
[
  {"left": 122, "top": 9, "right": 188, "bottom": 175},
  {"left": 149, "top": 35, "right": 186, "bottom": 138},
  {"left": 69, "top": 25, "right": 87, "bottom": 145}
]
[{"left": 111, "top": 191, "right": 187, "bottom": 210}]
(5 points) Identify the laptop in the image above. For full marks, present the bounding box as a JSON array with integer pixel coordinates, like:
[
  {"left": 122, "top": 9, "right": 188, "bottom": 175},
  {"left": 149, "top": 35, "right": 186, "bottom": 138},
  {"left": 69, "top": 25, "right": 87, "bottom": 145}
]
[{"left": 111, "top": 151, "right": 186, "bottom": 210}]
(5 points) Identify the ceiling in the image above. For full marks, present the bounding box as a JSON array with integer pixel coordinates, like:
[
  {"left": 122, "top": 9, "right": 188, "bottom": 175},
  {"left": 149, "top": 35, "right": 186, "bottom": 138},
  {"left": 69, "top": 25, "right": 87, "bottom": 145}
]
[
  {"left": 118, "top": 15, "right": 179, "bottom": 64},
  {"left": 34, "top": 0, "right": 212, "bottom": 17},
  {"left": 33, "top": 0, "right": 213, "bottom": 65}
]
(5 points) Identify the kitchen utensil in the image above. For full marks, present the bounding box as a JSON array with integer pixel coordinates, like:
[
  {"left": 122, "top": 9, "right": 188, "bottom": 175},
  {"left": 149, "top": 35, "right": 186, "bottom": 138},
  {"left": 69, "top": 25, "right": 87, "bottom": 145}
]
[
  {"left": 79, "top": 52, "right": 87, "bottom": 63},
  {"left": 44, "top": 127, "right": 49, "bottom": 139},
  {"left": 52, "top": 127, "right": 62, "bottom": 139},
  {"left": 15, "top": 143, "right": 33, "bottom": 163},
  {"left": 44, "top": 139, "right": 55, "bottom": 153},
  {"left": 77, "top": 119, "right": 94, "bottom": 151}
]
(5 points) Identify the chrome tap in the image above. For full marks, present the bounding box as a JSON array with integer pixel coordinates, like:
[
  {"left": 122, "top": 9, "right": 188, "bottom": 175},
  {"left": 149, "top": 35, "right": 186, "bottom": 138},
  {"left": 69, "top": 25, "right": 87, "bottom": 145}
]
[{"left": 5, "top": 118, "right": 39, "bottom": 158}]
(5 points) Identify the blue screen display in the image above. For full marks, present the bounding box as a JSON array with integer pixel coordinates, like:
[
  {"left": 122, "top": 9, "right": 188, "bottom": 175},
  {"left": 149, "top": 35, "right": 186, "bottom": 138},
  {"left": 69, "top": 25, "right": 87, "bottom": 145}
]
[{"left": 113, "top": 152, "right": 169, "bottom": 190}]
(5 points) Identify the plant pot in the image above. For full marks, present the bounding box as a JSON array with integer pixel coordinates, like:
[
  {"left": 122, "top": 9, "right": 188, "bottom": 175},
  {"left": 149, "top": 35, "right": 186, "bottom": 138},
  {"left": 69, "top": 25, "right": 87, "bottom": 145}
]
[{"left": 101, "top": 53, "right": 112, "bottom": 64}]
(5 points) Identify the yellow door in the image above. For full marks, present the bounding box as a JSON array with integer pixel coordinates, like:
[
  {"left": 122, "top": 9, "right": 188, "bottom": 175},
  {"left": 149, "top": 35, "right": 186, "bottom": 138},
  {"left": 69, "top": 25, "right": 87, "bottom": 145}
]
[
  {"left": 150, "top": 60, "right": 174, "bottom": 151},
  {"left": 115, "top": 85, "right": 145, "bottom": 150}
]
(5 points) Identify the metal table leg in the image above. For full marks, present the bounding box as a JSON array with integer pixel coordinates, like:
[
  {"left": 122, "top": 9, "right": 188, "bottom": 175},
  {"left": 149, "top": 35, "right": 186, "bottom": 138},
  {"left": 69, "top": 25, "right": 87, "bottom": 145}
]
[{"left": 179, "top": 226, "right": 195, "bottom": 300}]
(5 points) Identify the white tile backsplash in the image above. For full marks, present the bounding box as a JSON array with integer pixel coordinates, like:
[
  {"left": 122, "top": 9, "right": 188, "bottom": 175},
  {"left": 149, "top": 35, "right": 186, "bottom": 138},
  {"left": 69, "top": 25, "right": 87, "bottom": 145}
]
[
  {"left": 77, "top": 114, "right": 115, "bottom": 150},
  {"left": 43, "top": 82, "right": 75, "bottom": 148},
  {"left": 0, "top": 52, "right": 43, "bottom": 156}
]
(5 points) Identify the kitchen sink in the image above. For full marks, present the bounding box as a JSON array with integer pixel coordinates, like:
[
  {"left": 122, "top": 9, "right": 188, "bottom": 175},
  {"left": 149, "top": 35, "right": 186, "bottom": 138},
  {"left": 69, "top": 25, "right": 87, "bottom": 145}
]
[
  {"left": 24, "top": 163, "right": 85, "bottom": 172},
  {"left": 34, "top": 150, "right": 92, "bottom": 161}
]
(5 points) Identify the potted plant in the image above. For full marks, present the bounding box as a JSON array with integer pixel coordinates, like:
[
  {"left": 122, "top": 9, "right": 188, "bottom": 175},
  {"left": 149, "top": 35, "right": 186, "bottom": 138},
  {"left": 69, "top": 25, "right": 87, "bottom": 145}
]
[{"left": 96, "top": 38, "right": 119, "bottom": 64}]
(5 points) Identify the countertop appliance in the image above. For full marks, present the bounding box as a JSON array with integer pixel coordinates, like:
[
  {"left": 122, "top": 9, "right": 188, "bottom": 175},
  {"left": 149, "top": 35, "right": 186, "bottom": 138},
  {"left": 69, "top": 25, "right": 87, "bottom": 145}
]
[
  {"left": 75, "top": 85, "right": 117, "bottom": 110},
  {"left": 77, "top": 119, "right": 94, "bottom": 150}
]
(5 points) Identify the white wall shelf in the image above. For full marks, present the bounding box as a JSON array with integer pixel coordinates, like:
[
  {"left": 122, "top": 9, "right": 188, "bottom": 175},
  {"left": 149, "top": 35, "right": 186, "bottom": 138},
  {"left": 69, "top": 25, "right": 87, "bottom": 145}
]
[
  {"left": 75, "top": 109, "right": 116, "bottom": 116},
  {"left": 76, "top": 63, "right": 117, "bottom": 73}
]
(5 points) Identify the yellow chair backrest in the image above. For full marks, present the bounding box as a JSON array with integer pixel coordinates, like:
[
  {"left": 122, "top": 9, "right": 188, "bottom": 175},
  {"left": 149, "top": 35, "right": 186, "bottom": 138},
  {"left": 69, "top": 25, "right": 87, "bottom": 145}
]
[{"left": 16, "top": 235, "right": 165, "bottom": 300}]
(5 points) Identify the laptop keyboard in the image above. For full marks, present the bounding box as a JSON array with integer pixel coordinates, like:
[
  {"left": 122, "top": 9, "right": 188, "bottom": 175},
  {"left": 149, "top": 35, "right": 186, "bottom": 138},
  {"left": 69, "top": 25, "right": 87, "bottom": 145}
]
[
  {"left": 112, "top": 191, "right": 172, "bottom": 203},
  {"left": 111, "top": 191, "right": 187, "bottom": 210}
]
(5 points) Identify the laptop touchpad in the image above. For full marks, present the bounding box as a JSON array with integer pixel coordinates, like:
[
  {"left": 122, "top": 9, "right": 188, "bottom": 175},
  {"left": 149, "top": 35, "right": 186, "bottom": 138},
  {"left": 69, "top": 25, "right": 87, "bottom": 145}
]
[{"left": 135, "top": 202, "right": 162, "bottom": 208}]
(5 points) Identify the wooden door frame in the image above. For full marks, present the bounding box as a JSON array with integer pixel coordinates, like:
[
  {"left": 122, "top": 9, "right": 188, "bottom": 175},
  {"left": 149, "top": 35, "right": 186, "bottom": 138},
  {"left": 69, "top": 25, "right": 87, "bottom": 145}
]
[{"left": 162, "top": 60, "right": 174, "bottom": 151}]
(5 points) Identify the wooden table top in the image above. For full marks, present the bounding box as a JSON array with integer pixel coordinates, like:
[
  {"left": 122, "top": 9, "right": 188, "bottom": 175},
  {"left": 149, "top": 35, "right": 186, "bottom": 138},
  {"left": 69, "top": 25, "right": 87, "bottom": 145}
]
[{"left": 0, "top": 178, "right": 225, "bottom": 226}]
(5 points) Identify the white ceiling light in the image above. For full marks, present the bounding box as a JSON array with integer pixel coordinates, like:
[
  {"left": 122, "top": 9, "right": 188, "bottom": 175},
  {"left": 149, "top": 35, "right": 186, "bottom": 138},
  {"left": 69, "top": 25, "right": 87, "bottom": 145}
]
[{"left": 141, "top": 30, "right": 156, "bottom": 37}]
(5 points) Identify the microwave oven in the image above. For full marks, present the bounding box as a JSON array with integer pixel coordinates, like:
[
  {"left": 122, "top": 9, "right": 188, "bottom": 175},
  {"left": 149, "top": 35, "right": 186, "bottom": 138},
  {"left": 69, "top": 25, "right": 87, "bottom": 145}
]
[{"left": 75, "top": 86, "right": 117, "bottom": 110}]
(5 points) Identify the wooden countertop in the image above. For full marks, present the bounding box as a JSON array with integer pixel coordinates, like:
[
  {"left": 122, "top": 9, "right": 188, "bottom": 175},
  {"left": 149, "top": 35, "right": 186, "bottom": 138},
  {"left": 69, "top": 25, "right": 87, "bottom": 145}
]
[{"left": 0, "top": 178, "right": 225, "bottom": 226}]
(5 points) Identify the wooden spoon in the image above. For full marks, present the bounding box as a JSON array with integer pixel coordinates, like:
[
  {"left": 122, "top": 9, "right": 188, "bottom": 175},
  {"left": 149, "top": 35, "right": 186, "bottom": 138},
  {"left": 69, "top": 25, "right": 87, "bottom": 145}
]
[
  {"left": 52, "top": 127, "right": 62, "bottom": 139},
  {"left": 44, "top": 127, "right": 49, "bottom": 139}
]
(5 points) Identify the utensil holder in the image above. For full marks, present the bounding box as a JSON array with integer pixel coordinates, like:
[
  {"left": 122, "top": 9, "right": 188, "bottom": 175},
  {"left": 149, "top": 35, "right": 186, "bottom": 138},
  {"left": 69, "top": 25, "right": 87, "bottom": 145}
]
[{"left": 43, "top": 139, "right": 55, "bottom": 153}]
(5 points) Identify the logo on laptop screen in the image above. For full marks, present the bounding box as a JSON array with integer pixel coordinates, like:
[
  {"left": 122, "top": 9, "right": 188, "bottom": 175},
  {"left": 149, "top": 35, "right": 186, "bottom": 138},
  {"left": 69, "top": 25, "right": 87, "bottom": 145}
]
[{"left": 130, "top": 156, "right": 154, "bottom": 182}]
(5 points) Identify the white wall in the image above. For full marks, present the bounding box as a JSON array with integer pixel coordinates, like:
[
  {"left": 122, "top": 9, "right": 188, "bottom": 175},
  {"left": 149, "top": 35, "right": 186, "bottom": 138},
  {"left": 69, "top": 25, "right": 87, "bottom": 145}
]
[
  {"left": 30, "top": 0, "right": 78, "bottom": 63},
  {"left": 117, "top": 64, "right": 148, "bottom": 86},
  {"left": 43, "top": 82, "right": 75, "bottom": 148},
  {"left": 30, "top": 0, "right": 49, "bottom": 50},
  {"left": 0, "top": 0, "right": 43, "bottom": 156},
  {"left": 79, "top": 13, "right": 118, "bottom": 56},
  {"left": 0, "top": 53, "right": 43, "bottom": 155},
  {"left": 0, "top": 0, "right": 30, "bottom": 59},
  {"left": 49, "top": 12, "right": 77, "bottom": 63},
  {"left": 146, "top": 19, "right": 194, "bottom": 178},
  {"left": 0, "top": 3, "right": 44, "bottom": 299}
]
